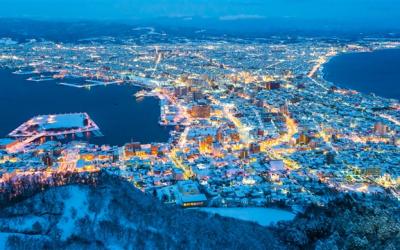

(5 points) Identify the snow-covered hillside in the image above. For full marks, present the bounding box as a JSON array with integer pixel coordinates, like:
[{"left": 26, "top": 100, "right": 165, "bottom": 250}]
[{"left": 0, "top": 175, "right": 285, "bottom": 250}]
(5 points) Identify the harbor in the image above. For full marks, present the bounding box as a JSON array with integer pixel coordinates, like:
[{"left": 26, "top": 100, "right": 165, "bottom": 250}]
[
  {"left": 0, "top": 68, "right": 172, "bottom": 146},
  {"left": 58, "top": 79, "right": 124, "bottom": 88},
  {"left": 6, "top": 113, "right": 102, "bottom": 153}
]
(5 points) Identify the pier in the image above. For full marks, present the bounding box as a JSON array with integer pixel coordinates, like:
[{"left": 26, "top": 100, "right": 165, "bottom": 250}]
[
  {"left": 7, "top": 112, "right": 103, "bottom": 153},
  {"left": 58, "top": 79, "right": 123, "bottom": 89}
]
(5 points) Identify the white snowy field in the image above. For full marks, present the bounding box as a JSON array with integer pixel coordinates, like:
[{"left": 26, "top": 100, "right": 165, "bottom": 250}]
[{"left": 198, "top": 207, "right": 295, "bottom": 226}]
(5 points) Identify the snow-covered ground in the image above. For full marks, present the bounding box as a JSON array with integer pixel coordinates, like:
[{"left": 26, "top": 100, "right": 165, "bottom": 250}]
[
  {"left": 0, "top": 177, "right": 284, "bottom": 249},
  {"left": 198, "top": 207, "right": 295, "bottom": 226},
  {"left": 0, "top": 232, "right": 10, "bottom": 249},
  {"left": 57, "top": 186, "right": 91, "bottom": 240}
]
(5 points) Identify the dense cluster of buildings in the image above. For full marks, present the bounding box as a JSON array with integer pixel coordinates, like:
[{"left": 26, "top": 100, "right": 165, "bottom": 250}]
[{"left": 0, "top": 34, "right": 399, "bottom": 210}]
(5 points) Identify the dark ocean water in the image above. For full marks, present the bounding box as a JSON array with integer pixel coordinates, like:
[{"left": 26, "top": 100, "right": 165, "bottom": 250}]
[
  {"left": 323, "top": 48, "right": 400, "bottom": 100},
  {"left": 0, "top": 69, "right": 171, "bottom": 145}
]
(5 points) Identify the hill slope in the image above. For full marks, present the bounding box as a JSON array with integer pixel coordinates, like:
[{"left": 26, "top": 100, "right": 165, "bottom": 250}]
[{"left": 0, "top": 175, "right": 285, "bottom": 250}]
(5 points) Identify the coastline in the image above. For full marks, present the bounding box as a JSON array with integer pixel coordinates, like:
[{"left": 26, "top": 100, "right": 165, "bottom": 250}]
[
  {"left": 320, "top": 47, "right": 400, "bottom": 101},
  {"left": 0, "top": 68, "right": 172, "bottom": 146}
]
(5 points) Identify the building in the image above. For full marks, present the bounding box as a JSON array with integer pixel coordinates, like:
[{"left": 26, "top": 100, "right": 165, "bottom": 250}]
[
  {"left": 174, "top": 86, "right": 189, "bottom": 98},
  {"left": 176, "top": 181, "right": 207, "bottom": 207},
  {"left": 125, "top": 142, "right": 142, "bottom": 157},
  {"left": 297, "top": 133, "right": 311, "bottom": 145},
  {"left": 157, "top": 180, "right": 207, "bottom": 207},
  {"left": 192, "top": 91, "right": 205, "bottom": 102},
  {"left": 361, "top": 167, "right": 381, "bottom": 177},
  {"left": 280, "top": 103, "right": 290, "bottom": 116},
  {"left": 374, "top": 122, "right": 388, "bottom": 136},
  {"left": 239, "top": 149, "right": 249, "bottom": 159},
  {"left": 265, "top": 81, "right": 281, "bottom": 90},
  {"left": 0, "top": 138, "right": 18, "bottom": 151},
  {"left": 150, "top": 144, "right": 159, "bottom": 156},
  {"left": 189, "top": 104, "right": 211, "bottom": 118},
  {"left": 269, "top": 160, "right": 285, "bottom": 172},
  {"left": 199, "top": 136, "right": 213, "bottom": 154},
  {"left": 216, "top": 128, "right": 224, "bottom": 143},
  {"left": 249, "top": 142, "right": 261, "bottom": 154},
  {"left": 173, "top": 168, "right": 185, "bottom": 181}
]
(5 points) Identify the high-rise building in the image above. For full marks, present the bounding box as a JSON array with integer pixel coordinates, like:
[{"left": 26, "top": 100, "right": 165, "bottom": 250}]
[
  {"left": 174, "top": 86, "right": 189, "bottom": 98},
  {"left": 361, "top": 167, "right": 381, "bottom": 177},
  {"left": 216, "top": 128, "right": 224, "bottom": 143},
  {"left": 374, "top": 122, "right": 388, "bottom": 136},
  {"left": 189, "top": 104, "right": 211, "bottom": 118},
  {"left": 249, "top": 142, "right": 261, "bottom": 154},
  {"left": 239, "top": 149, "right": 249, "bottom": 159}
]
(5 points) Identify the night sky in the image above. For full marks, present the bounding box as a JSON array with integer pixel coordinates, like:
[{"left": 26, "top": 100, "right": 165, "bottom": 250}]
[{"left": 0, "top": 0, "right": 399, "bottom": 25}]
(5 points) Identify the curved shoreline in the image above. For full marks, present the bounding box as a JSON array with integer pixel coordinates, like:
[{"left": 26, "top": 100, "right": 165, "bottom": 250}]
[
  {"left": 0, "top": 68, "right": 172, "bottom": 146},
  {"left": 321, "top": 47, "right": 400, "bottom": 101}
]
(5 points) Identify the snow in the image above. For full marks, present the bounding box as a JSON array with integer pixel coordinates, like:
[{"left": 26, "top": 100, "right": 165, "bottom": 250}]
[
  {"left": 198, "top": 207, "right": 295, "bottom": 226},
  {"left": 269, "top": 160, "right": 285, "bottom": 172},
  {"left": 1, "top": 216, "right": 47, "bottom": 232},
  {"left": 57, "top": 186, "right": 91, "bottom": 240},
  {"left": 180, "top": 194, "right": 207, "bottom": 203},
  {"left": 38, "top": 113, "right": 86, "bottom": 130},
  {"left": 0, "top": 38, "right": 17, "bottom": 45},
  {"left": 0, "top": 232, "right": 51, "bottom": 248},
  {"left": 0, "top": 233, "right": 10, "bottom": 249},
  {"left": 341, "top": 183, "right": 384, "bottom": 194}
]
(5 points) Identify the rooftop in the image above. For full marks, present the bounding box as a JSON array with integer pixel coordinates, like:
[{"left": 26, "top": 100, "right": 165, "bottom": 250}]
[
  {"left": 0, "top": 138, "right": 16, "bottom": 146},
  {"left": 34, "top": 113, "right": 87, "bottom": 130}
]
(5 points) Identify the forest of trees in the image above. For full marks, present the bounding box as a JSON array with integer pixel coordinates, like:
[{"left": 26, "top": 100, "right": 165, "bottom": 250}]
[
  {"left": 0, "top": 170, "right": 100, "bottom": 208},
  {"left": 1, "top": 171, "right": 399, "bottom": 249},
  {"left": 0, "top": 173, "right": 285, "bottom": 250},
  {"left": 273, "top": 193, "right": 400, "bottom": 250}
]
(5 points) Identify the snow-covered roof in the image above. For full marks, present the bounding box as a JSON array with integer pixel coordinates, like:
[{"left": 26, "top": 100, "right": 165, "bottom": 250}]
[
  {"left": 180, "top": 194, "right": 207, "bottom": 203},
  {"left": 36, "top": 113, "right": 86, "bottom": 130},
  {"left": 0, "top": 138, "right": 16, "bottom": 146}
]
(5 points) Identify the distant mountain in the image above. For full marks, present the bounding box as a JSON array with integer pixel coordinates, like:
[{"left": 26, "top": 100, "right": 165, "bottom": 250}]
[
  {"left": 0, "top": 174, "right": 285, "bottom": 250},
  {"left": 0, "top": 18, "right": 399, "bottom": 43}
]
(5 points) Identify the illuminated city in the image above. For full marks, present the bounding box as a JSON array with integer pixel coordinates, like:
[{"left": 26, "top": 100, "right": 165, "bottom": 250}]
[
  {"left": 1, "top": 36, "right": 399, "bottom": 206},
  {"left": 0, "top": 1, "right": 399, "bottom": 249}
]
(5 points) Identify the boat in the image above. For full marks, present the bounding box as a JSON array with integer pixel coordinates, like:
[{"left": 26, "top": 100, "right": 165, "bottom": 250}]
[
  {"left": 13, "top": 69, "right": 39, "bottom": 75},
  {"left": 27, "top": 76, "right": 54, "bottom": 82},
  {"left": 134, "top": 90, "right": 148, "bottom": 98}
]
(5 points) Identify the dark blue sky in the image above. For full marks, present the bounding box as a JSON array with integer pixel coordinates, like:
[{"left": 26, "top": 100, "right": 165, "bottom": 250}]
[{"left": 1, "top": 0, "right": 400, "bottom": 29}]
